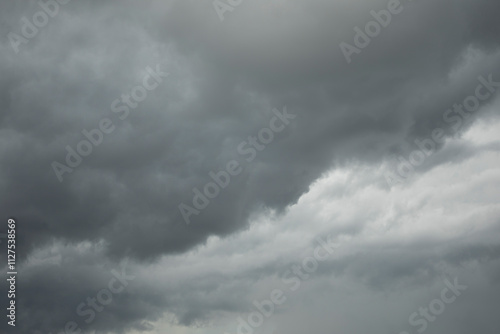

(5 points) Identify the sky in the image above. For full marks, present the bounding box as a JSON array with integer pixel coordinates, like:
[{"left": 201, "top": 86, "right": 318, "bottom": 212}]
[{"left": 0, "top": 0, "right": 499, "bottom": 333}]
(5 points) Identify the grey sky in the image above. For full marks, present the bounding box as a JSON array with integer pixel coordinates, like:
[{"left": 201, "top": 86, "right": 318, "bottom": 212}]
[{"left": 0, "top": 1, "right": 499, "bottom": 333}]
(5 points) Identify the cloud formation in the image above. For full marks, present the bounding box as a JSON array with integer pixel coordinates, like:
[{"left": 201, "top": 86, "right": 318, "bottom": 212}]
[{"left": 0, "top": 0, "right": 499, "bottom": 333}]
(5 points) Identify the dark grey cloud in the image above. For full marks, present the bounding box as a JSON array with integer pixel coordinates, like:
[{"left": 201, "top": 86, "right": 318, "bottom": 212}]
[{"left": 0, "top": 0, "right": 500, "bottom": 333}]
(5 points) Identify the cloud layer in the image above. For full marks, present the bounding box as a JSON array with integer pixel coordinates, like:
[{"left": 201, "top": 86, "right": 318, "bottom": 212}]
[{"left": 0, "top": 0, "right": 499, "bottom": 333}]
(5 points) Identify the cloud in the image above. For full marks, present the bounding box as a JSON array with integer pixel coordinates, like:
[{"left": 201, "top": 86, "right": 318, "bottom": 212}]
[{"left": 0, "top": 0, "right": 499, "bottom": 333}]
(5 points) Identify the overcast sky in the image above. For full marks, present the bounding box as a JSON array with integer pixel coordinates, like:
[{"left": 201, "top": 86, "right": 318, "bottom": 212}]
[{"left": 1, "top": 0, "right": 500, "bottom": 333}]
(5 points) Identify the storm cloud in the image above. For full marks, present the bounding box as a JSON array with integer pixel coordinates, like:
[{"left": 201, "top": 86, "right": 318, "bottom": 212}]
[{"left": 0, "top": 0, "right": 499, "bottom": 333}]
